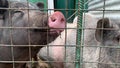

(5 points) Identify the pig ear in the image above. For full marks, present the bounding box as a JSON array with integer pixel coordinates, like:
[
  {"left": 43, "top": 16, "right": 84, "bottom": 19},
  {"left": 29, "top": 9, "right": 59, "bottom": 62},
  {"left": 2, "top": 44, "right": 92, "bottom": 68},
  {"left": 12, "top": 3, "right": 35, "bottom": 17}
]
[
  {"left": 95, "top": 18, "right": 110, "bottom": 42},
  {"left": 36, "top": 2, "right": 44, "bottom": 9}
]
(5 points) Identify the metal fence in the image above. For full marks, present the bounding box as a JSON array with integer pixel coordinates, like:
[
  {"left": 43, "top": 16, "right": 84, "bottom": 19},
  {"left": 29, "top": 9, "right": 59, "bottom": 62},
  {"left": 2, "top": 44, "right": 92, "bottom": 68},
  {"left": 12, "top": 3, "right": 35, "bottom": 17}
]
[
  {"left": 0, "top": 0, "right": 120, "bottom": 68},
  {"left": 81, "top": 0, "right": 120, "bottom": 68},
  {"left": 88, "top": 0, "right": 120, "bottom": 18}
]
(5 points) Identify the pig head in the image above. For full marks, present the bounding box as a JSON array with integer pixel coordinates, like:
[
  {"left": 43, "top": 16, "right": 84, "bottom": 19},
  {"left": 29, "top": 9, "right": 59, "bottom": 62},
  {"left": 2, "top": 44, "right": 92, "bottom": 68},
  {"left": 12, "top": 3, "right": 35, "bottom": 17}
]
[{"left": 0, "top": 1, "right": 66, "bottom": 45}]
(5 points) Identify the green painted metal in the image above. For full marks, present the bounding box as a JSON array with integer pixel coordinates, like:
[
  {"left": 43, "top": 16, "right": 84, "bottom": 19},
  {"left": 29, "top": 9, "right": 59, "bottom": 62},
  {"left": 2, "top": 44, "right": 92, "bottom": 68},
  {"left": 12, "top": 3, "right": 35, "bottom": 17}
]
[
  {"left": 54, "top": 0, "right": 75, "bottom": 22},
  {"left": 75, "top": 0, "right": 79, "bottom": 11},
  {"left": 75, "top": 0, "right": 88, "bottom": 13},
  {"left": 84, "top": 0, "right": 88, "bottom": 12},
  {"left": 75, "top": 0, "right": 84, "bottom": 68}
]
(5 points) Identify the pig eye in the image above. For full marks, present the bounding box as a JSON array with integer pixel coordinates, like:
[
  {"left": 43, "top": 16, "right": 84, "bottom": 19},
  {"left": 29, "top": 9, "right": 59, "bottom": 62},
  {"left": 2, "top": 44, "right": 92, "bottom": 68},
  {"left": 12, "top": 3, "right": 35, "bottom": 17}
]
[
  {"left": 11, "top": 10, "right": 24, "bottom": 18},
  {"left": 13, "top": 10, "right": 24, "bottom": 16},
  {"left": 14, "top": 10, "right": 22, "bottom": 13}
]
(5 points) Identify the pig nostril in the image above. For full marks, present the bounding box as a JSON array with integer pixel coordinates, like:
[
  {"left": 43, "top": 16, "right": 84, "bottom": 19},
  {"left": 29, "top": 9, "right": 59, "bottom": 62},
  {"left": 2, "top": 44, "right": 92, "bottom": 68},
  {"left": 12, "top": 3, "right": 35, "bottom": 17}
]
[
  {"left": 61, "top": 18, "right": 64, "bottom": 22},
  {"left": 51, "top": 17, "right": 56, "bottom": 22},
  {"left": 52, "top": 19, "right": 56, "bottom": 22}
]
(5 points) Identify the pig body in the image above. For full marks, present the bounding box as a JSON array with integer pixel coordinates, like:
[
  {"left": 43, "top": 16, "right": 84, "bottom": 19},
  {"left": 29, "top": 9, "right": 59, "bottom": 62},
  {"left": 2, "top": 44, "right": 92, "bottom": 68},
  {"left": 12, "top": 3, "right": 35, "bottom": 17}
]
[
  {"left": 38, "top": 13, "right": 96, "bottom": 68},
  {"left": 0, "top": 1, "right": 66, "bottom": 68},
  {"left": 39, "top": 22, "right": 77, "bottom": 68},
  {"left": 39, "top": 13, "right": 120, "bottom": 68}
]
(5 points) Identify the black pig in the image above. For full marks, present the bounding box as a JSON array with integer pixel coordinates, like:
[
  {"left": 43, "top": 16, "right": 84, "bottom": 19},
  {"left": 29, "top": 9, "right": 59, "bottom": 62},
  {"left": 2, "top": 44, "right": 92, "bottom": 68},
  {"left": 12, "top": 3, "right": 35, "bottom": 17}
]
[{"left": 0, "top": 1, "right": 66, "bottom": 68}]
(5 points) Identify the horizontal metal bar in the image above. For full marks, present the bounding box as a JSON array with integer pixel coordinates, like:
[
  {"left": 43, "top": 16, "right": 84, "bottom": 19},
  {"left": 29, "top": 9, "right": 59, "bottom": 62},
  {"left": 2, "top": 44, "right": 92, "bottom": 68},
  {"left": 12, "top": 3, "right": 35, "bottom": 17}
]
[
  {"left": 0, "top": 45, "right": 120, "bottom": 49},
  {"left": 1, "top": 61, "right": 120, "bottom": 65},
  {"left": 0, "top": 27, "right": 120, "bottom": 30},
  {"left": 0, "top": 60, "right": 80, "bottom": 63},
  {"left": 1, "top": 8, "right": 120, "bottom": 11}
]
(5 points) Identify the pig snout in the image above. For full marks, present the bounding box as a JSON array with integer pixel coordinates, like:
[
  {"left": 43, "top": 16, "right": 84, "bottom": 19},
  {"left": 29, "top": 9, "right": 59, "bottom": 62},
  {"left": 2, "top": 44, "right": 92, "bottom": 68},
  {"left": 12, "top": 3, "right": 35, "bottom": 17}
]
[{"left": 48, "top": 11, "right": 66, "bottom": 34}]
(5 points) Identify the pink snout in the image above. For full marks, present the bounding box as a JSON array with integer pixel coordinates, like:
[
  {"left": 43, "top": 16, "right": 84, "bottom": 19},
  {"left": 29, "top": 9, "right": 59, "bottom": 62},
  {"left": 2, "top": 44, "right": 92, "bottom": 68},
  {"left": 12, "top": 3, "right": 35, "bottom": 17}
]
[{"left": 48, "top": 11, "right": 66, "bottom": 34}]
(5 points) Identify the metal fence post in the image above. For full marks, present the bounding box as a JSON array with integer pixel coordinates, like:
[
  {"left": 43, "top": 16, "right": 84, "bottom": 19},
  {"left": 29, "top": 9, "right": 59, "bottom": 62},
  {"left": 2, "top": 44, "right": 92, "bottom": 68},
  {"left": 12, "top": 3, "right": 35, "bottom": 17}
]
[{"left": 75, "top": 0, "right": 84, "bottom": 68}]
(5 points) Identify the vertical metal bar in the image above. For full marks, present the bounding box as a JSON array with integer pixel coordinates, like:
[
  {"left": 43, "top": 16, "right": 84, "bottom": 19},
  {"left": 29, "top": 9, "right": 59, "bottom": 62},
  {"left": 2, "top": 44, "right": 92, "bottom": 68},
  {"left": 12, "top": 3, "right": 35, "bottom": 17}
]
[
  {"left": 46, "top": 0, "right": 50, "bottom": 66},
  {"left": 98, "top": 0, "right": 106, "bottom": 68},
  {"left": 8, "top": 0, "right": 15, "bottom": 68},
  {"left": 75, "top": 0, "right": 84, "bottom": 68},
  {"left": 27, "top": 0, "right": 32, "bottom": 68},
  {"left": 64, "top": 0, "right": 67, "bottom": 68}
]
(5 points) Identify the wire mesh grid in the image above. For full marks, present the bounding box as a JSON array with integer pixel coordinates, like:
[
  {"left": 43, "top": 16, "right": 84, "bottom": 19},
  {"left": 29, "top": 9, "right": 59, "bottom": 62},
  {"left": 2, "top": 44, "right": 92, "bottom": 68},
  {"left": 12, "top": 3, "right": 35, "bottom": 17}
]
[
  {"left": 0, "top": 0, "right": 120, "bottom": 68},
  {"left": 80, "top": 0, "right": 120, "bottom": 68}
]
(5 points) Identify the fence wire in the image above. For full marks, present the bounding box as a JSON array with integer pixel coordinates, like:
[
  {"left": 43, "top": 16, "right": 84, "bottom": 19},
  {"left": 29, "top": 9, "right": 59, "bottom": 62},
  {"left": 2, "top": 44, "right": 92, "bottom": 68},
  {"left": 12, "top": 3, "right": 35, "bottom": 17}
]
[{"left": 0, "top": 0, "right": 120, "bottom": 68}]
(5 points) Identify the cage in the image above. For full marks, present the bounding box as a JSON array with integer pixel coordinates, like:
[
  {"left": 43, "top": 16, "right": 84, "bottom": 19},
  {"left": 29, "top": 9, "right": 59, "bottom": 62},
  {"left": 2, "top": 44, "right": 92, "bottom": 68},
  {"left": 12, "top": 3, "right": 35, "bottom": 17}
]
[{"left": 0, "top": 0, "right": 120, "bottom": 68}]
